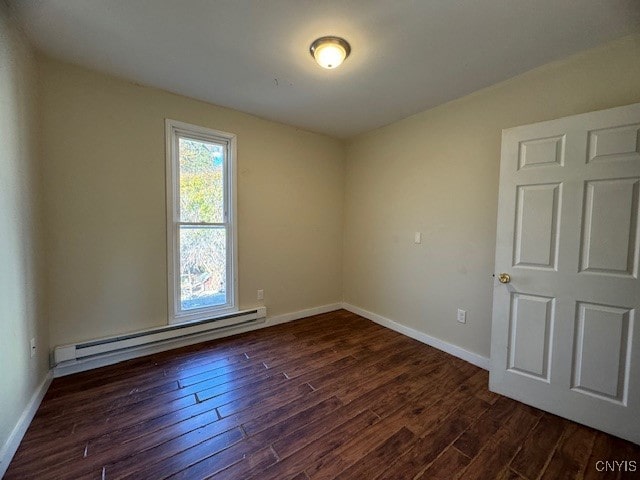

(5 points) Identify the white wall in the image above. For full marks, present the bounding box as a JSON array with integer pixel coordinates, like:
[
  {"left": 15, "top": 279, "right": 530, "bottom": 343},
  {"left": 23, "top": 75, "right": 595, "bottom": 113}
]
[
  {"left": 38, "top": 57, "right": 345, "bottom": 347},
  {"left": 343, "top": 34, "right": 640, "bottom": 359},
  {"left": 0, "top": 2, "right": 49, "bottom": 471}
]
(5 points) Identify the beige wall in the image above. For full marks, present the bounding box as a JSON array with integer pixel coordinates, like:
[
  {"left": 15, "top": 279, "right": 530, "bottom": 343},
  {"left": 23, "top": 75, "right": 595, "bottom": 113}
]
[
  {"left": 3, "top": 22, "right": 639, "bottom": 459},
  {"left": 0, "top": 3, "right": 49, "bottom": 465},
  {"left": 39, "top": 57, "right": 345, "bottom": 347},
  {"left": 40, "top": 34, "right": 640, "bottom": 354},
  {"left": 343, "top": 34, "right": 640, "bottom": 358}
]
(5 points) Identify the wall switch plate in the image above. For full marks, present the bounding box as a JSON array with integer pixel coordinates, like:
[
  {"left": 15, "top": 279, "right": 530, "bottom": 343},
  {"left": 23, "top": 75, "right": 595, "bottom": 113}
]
[
  {"left": 414, "top": 232, "right": 421, "bottom": 244},
  {"left": 457, "top": 309, "right": 467, "bottom": 324},
  {"left": 257, "top": 289, "right": 264, "bottom": 300},
  {"left": 30, "top": 338, "right": 36, "bottom": 358}
]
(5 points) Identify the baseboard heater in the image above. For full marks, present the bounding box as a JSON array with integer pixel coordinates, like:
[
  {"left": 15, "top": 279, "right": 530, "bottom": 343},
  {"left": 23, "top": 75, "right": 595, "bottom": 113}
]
[{"left": 53, "top": 306, "right": 267, "bottom": 365}]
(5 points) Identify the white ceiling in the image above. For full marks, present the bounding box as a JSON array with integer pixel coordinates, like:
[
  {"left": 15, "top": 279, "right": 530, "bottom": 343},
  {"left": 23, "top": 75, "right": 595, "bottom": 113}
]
[{"left": 8, "top": 0, "right": 640, "bottom": 138}]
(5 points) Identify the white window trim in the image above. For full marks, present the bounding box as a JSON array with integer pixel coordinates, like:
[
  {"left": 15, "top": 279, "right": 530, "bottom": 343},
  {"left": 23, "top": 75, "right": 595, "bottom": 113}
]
[{"left": 165, "top": 119, "right": 238, "bottom": 324}]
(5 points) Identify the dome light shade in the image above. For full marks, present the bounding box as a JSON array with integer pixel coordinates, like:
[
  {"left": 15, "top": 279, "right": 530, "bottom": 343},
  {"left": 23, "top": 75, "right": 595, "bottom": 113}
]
[{"left": 310, "top": 36, "right": 351, "bottom": 69}]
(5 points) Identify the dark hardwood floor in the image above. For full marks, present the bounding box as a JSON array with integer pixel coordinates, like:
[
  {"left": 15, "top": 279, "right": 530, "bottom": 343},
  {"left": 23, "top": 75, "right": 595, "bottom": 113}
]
[{"left": 6, "top": 310, "right": 639, "bottom": 479}]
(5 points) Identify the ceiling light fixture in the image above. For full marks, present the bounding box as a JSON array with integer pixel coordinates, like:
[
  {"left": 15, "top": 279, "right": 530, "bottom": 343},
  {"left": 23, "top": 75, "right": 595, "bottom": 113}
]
[{"left": 309, "top": 36, "right": 351, "bottom": 69}]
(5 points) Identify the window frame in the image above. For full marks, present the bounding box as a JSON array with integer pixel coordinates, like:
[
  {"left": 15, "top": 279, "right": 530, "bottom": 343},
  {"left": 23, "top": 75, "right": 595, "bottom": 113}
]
[{"left": 165, "top": 119, "right": 238, "bottom": 324}]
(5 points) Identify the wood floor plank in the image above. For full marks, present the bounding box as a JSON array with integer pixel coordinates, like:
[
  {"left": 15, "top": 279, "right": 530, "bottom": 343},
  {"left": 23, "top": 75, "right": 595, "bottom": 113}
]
[
  {"left": 374, "top": 395, "right": 490, "bottom": 480},
  {"left": 6, "top": 309, "right": 638, "bottom": 480},
  {"left": 12, "top": 393, "right": 223, "bottom": 470},
  {"left": 204, "top": 446, "right": 278, "bottom": 480},
  {"left": 495, "top": 467, "right": 528, "bottom": 480},
  {"left": 510, "top": 413, "right": 567, "bottom": 479},
  {"left": 457, "top": 404, "right": 542, "bottom": 480},
  {"left": 177, "top": 360, "right": 266, "bottom": 389},
  {"left": 584, "top": 432, "right": 640, "bottom": 480},
  {"left": 31, "top": 415, "right": 239, "bottom": 480},
  {"left": 217, "top": 382, "right": 313, "bottom": 418},
  {"left": 539, "top": 422, "right": 597, "bottom": 480},
  {"left": 290, "top": 473, "right": 309, "bottom": 480},
  {"left": 453, "top": 395, "right": 520, "bottom": 458},
  {"left": 105, "top": 427, "right": 244, "bottom": 479},
  {"left": 415, "top": 446, "right": 471, "bottom": 480},
  {"left": 304, "top": 404, "right": 421, "bottom": 480},
  {"left": 252, "top": 409, "right": 380, "bottom": 480},
  {"left": 46, "top": 351, "right": 249, "bottom": 404},
  {"left": 397, "top": 369, "right": 489, "bottom": 438},
  {"left": 270, "top": 403, "right": 378, "bottom": 460},
  {"left": 332, "top": 427, "right": 416, "bottom": 480},
  {"left": 18, "top": 391, "right": 199, "bottom": 452},
  {"left": 246, "top": 396, "right": 344, "bottom": 446},
  {"left": 31, "top": 354, "right": 255, "bottom": 422}
]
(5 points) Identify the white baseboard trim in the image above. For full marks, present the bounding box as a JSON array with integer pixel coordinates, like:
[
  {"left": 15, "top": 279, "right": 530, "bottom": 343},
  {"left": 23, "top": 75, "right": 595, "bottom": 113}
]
[
  {"left": 53, "top": 302, "right": 343, "bottom": 378},
  {"left": 342, "top": 302, "right": 490, "bottom": 370},
  {"left": 0, "top": 370, "right": 53, "bottom": 478}
]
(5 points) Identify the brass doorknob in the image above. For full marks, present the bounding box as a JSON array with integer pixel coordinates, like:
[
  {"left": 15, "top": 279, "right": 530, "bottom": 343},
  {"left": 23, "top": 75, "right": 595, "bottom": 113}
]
[{"left": 497, "top": 273, "right": 511, "bottom": 284}]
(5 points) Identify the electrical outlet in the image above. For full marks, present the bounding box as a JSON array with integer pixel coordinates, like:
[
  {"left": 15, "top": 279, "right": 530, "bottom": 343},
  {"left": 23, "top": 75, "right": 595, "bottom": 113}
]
[
  {"left": 30, "top": 338, "right": 36, "bottom": 358},
  {"left": 457, "top": 309, "right": 467, "bottom": 324},
  {"left": 257, "top": 289, "right": 264, "bottom": 300}
]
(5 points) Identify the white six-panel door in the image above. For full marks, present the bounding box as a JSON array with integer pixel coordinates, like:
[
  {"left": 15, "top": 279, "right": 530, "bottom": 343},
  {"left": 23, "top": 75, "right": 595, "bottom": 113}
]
[{"left": 490, "top": 103, "right": 640, "bottom": 444}]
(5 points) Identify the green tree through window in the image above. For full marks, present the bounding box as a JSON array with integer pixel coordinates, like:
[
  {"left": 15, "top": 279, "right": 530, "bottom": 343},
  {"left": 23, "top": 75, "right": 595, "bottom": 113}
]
[
  {"left": 179, "top": 138, "right": 226, "bottom": 310},
  {"left": 167, "top": 119, "right": 236, "bottom": 323}
]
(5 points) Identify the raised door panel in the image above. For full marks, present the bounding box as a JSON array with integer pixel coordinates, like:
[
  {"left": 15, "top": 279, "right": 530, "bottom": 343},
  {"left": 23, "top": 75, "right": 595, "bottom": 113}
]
[
  {"left": 587, "top": 124, "right": 640, "bottom": 163},
  {"left": 508, "top": 293, "right": 554, "bottom": 381},
  {"left": 571, "top": 302, "right": 633, "bottom": 405},
  {"left": 518, "top": 135, "right": 565, "bottom": 170},
  {"left": 579, "top": 178, "right": 639, "bottom": 278},
  {"left": 513, "top": 183, "right": 561, "bottom": 270}
]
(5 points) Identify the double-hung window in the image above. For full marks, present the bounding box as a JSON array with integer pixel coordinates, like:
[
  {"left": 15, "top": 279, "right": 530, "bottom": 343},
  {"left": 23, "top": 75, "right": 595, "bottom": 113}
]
[{"left": 166, "top": 119, "right": 237, "bottom": 323}]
